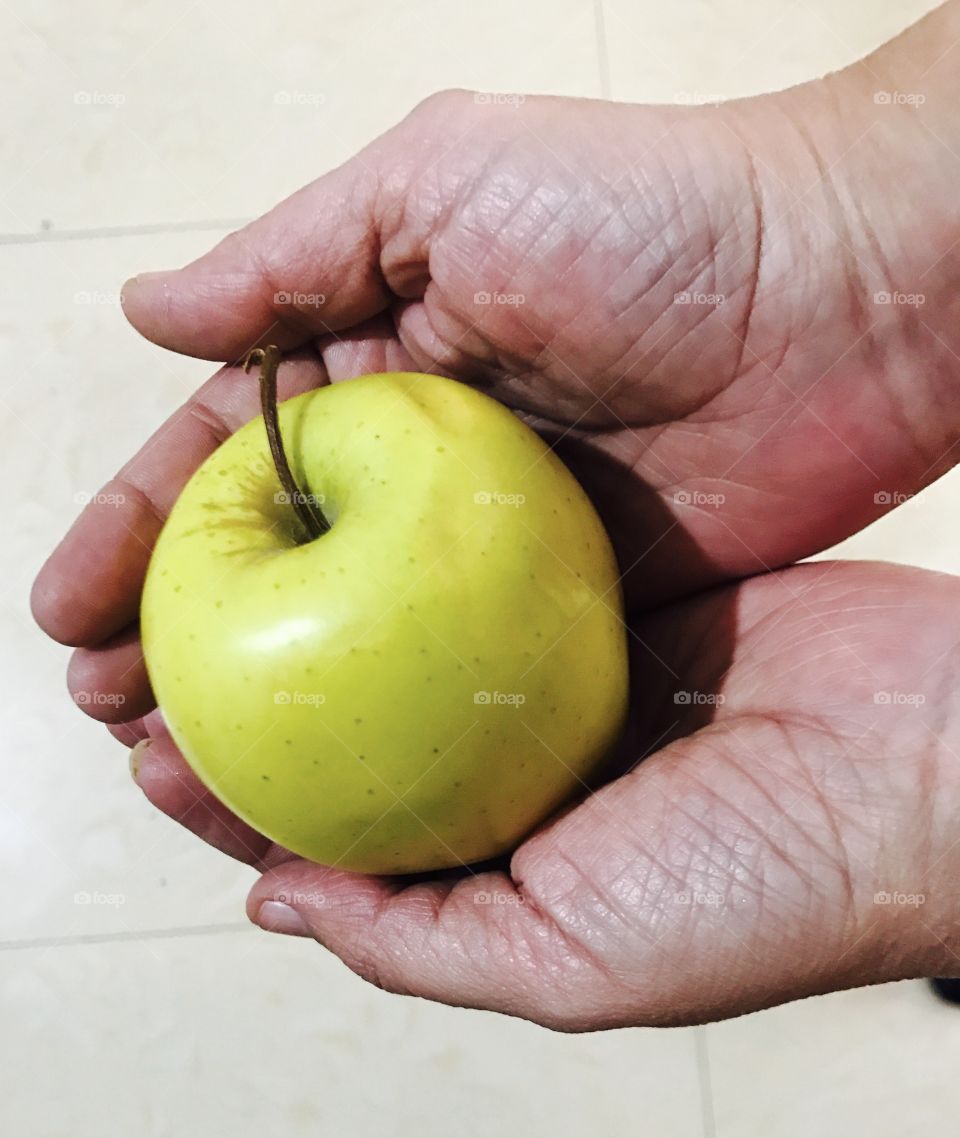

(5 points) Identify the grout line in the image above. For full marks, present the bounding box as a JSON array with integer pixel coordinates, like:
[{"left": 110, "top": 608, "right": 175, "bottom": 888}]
[
  {"left": 594, "top": 0, "right": 612, "bottom": 100},
  {"left": 695, "top": 1026, "right": 717, "bottom": 1138},
  {"left": 0, "top": 217, "right": 252, "bottom": 247},
  {"left": 0, "top": 921, "right": 252, "bottom": 952}
]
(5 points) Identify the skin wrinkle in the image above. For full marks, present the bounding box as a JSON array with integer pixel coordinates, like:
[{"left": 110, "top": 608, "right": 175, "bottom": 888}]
[
  {"left": 487, "top": 188, "right": 659, "bottom": 403},
  {"left": 650, "top": 767, "right": 795, "bottom": 904},
  {"left": 601, "top": 190, "right": 764, "bottom": 425},
  {"left": 181, "top": 396, "right": 236, "bottom": 452},
  {"left": 105, "top": 475, "right": 169, "bottom": 535},
  {"left": 526, "top": 836, "right": 691, "bottom": 971},
  {"left": 688, "top": 717, "right": 860, "bottom": 885},
  {"left": 726, "top": 145, "right": 766, "bottom": 388},
  {"left": 782, "top": 110, "right": 884, "bottom": 367}
]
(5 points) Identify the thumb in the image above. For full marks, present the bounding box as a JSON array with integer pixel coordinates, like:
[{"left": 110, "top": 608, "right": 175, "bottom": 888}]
[{"left": 121, "top": 148, "right": 397, "bottom": 362}]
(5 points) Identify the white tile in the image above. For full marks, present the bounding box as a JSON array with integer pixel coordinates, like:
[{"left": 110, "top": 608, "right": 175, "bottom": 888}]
[
  {"left": 707, "top": 981, "right": 960, "bottom": 1137},
  {"left": 0, "top": 231, "right": 245, "bottom": 942},
  {"left": 1, "top": 0, "right": 600, "bottom": 235},
  {"left": 0, "top": 931, "right": 703, "bottom": 1137},
  {"left": 812, "top": 468, "right": 960, "bottom": 574},
  {"left": 601, "top": 0, "right": 941, "bottom": 103}
]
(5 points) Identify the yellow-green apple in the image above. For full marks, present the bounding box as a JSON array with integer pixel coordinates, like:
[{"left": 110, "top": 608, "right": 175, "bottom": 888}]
[{"left": 141, "top": 361, "right": 628, "bottom": 873}]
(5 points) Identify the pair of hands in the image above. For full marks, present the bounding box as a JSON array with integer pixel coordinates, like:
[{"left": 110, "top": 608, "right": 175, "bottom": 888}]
[{"left": 32, "top": 4, "right": 960, "bottom": 1031}]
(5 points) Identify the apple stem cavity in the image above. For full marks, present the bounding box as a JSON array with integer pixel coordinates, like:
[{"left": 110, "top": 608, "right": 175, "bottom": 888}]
[{"left": 242, "top": 345, "right": 329, "bottom": 541}]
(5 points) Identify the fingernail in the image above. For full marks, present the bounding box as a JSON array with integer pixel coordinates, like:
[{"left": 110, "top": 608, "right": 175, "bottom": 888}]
[
  {"left": 129, "top": 738, "right": 152, "bottom": 784},
  {"left": 256, "top": 901, "right": 309, "bottom": 937},
  {"left": 121, "top": 271, "right": 173, "bottom": 301},
  {"left": 131, "top": 270, "right": 174, "bottom": 284}
]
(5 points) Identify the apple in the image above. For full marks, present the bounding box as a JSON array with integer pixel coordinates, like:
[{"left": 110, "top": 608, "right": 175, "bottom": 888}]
[{"left": 141, "top": 357, "right": 628, "bottom": 874}]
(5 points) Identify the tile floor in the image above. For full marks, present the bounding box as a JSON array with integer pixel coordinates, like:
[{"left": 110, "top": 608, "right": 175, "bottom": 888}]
[{"left": 2, "top": 0, "right": 957, "bottom": 1134}]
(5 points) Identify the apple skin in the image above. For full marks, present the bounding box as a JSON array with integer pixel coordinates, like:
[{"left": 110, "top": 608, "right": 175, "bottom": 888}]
[{"left": 141, "top": 373, "right": 628, "bottom": 874}]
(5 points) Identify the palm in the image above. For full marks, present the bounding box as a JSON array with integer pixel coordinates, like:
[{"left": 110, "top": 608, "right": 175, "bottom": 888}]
[{"left": 212, "top": 559, "right": 957, "bottom": 1031}]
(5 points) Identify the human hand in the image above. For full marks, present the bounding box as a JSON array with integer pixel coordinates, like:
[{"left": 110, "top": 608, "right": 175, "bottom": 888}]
[{"left": 32, "top": 3, "right": 960, "bottom": 1029}]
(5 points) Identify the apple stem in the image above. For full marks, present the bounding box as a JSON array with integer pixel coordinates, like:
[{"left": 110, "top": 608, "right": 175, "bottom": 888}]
[{"left": 242, "top": 345, "right": 329, "bottom": 540}]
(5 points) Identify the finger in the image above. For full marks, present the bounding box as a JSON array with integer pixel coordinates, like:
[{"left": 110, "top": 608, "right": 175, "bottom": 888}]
[
  {"left": 68, "top": 625, "right": 154, "bottom": 723},
  {"left": 130, "top": 735, "right": 272, "bottom": 866},
  {"left": 107, "top": 705, "right": 165, "bottom": 745},
  {"left": 31, "top": 352, "right": 326, "bottom": 648},
  {"left": 317, "top": 314, "right": 419, "bottom": 381},
  {"left": 121, "top": 161, "right": 395, "bottom": 361},
  {"left": 31, "top": 488, "right": 161, "bottom": 648},
  {"left": 107, "top": 717, "right": 150, "bottom": 746}
]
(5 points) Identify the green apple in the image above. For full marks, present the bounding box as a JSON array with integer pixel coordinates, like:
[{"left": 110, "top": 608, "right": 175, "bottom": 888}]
[{"left": 141, "top": 367, "right": 628, "bottom": 874}]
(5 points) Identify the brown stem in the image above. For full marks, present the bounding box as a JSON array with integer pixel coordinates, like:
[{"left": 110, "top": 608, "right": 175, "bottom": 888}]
[{"left": 242, "top": 345, "right": 329, "bottom": 540}]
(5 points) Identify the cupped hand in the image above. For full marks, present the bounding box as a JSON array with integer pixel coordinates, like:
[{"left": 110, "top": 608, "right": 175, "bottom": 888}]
[{"left": 32, "top": 7, "right": 960, "bottom": 1030}]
